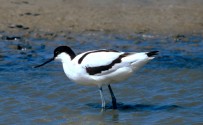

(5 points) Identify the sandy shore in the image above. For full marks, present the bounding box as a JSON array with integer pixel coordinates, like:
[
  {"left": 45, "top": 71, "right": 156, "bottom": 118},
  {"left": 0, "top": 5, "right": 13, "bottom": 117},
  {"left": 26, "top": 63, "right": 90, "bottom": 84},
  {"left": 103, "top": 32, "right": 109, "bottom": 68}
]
[{"left": 0, "top": 0, "right": 203, "bottom": 34}]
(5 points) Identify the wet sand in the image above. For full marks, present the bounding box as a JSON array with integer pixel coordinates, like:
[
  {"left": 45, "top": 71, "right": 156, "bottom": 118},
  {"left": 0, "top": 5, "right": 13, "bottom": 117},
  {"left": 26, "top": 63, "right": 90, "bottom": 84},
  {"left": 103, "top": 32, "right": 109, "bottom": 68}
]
[{"left": 0, "top": 0, "right": 203, "bottom": 34}]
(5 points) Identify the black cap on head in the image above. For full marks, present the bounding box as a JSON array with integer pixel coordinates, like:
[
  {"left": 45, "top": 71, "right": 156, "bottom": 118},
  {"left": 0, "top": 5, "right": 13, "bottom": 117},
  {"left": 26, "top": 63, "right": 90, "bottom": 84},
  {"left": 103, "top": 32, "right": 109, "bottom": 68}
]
[
  {"left": 34, "top": 46, "right": 76, "bottom": 68},
  {"left": 54, "top": 46, "right": 76, "bottom": 59}
]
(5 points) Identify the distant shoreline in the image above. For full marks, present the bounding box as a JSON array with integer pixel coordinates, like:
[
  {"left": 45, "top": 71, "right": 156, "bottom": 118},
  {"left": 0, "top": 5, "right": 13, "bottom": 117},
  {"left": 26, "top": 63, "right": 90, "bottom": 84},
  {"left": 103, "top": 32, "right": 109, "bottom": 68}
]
[{"left": 0, "top": 0, "right": 202, "bottom": 34}]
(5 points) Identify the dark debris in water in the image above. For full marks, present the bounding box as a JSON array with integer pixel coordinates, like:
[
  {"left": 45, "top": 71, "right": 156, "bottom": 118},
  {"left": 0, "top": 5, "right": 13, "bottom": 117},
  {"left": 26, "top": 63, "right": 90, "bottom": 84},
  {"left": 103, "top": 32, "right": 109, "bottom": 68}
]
[
  {"left": 17, "top": 44, "right": 32, "bottom": 51},
  {"left": 1, "top": 36, "right": 22, "bottom": 41},
  {"left": 173, "top": 34, "right": 186, "bottom": 42}
]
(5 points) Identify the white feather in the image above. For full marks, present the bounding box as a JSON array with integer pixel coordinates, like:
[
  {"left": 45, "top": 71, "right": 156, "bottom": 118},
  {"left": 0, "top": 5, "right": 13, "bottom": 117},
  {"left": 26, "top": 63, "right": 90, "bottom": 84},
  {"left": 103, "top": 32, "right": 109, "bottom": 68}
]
[{"left": 54, "top": 49, "right": 156, "bottom": 87}]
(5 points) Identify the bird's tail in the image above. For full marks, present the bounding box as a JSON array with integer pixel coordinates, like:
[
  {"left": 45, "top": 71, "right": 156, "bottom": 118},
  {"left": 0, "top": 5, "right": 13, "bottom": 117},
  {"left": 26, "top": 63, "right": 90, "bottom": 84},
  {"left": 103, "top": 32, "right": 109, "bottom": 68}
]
[{"left": 146, "top": 51, "right": 159, "bottom": 57}]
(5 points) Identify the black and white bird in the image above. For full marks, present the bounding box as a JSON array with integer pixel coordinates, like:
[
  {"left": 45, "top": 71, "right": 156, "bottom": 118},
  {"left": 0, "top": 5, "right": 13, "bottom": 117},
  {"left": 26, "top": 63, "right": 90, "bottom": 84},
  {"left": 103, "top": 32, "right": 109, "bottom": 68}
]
[{"left": 35, "top": 46, "right": 158, "bottom": 109}]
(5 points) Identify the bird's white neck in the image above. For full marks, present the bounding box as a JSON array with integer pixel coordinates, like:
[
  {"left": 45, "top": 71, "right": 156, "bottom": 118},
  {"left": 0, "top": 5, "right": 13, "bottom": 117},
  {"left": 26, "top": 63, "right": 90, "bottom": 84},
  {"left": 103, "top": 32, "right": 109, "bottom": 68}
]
[
  {"left": 56, "top": 53, "right": 76, "bottom": 79},
  {"left": 61, "top": 59, "right": 78, "bottom": 82},
  {"left": 55, "top": 53, "right": 72, "bottom": 64}
]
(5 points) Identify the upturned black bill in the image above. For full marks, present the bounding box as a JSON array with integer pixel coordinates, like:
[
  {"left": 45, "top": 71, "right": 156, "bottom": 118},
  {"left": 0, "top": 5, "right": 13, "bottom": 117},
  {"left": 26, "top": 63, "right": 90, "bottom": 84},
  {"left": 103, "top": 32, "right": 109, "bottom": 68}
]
[{"left": 34, "top": 58, "right": 54, "bottom": 68}]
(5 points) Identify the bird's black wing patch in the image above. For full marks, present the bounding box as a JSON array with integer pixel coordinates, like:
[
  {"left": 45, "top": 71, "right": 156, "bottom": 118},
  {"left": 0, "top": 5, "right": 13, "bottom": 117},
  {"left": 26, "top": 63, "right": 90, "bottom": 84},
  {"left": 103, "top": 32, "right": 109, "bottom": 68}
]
[
  {"left": 78, "top": 49, "right": 118, "bottom": 64},
  {"left": 86, "top": 53, "right": 130, "bottom": 75}
]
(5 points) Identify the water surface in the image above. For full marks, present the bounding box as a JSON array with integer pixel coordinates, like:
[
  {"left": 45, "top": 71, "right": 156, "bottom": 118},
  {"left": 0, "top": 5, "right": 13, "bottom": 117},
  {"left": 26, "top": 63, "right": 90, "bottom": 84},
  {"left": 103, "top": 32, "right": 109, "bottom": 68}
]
[{"left": 0, "top": 32, "right": 203, "bottom": 124}]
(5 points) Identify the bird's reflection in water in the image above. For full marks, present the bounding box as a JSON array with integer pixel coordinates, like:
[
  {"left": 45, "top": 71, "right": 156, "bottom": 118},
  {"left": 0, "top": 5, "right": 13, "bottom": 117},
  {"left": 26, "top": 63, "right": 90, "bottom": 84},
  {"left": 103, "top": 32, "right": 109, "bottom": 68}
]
[
  {"left": 87, "top": 102, "right": 181, "bottom": 111},
  {"left": 87, "top": 103, "right": 180, "bottom": 123}
]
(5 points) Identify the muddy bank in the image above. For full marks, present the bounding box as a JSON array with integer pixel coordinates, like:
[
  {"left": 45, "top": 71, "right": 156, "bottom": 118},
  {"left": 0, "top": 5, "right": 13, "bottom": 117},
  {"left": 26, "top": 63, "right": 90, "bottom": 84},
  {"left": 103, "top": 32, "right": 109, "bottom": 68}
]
[{"left": 0, "top": 0, "right": 203, "bottom": 34}]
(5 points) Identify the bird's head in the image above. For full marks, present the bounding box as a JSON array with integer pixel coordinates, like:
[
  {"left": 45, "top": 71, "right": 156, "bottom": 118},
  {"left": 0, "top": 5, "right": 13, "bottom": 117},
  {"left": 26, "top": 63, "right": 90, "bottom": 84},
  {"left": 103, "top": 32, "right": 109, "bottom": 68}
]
[{"left": 34, "top": 46, "right": 76, "bottom": 68}]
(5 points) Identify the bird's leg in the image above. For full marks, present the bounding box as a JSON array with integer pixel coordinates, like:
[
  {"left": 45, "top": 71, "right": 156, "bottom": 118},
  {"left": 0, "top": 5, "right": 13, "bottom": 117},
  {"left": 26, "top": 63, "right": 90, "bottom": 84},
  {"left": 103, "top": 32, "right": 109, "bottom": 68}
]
[
  {"left": 99, "top": 87, "right": 106, "bottom": 109},
  {"left": 108, "top": 84, "right": 117, "bottom": 109}
]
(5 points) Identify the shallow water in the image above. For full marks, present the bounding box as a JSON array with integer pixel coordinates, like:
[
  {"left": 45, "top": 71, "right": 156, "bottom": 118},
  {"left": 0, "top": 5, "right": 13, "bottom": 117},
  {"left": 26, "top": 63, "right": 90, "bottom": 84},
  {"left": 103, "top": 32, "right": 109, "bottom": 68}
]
[{"left": 0, "top": 32, "right": 203, "bottom": 124}]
